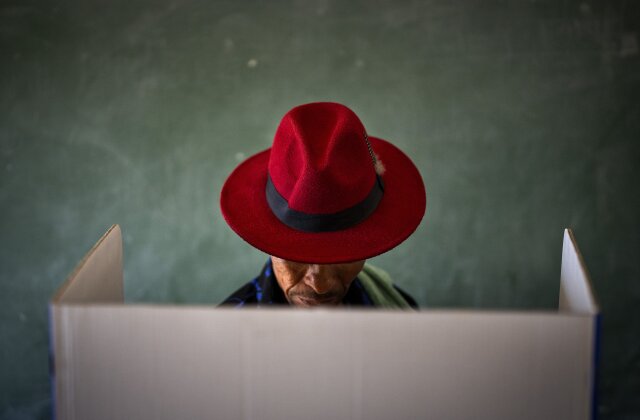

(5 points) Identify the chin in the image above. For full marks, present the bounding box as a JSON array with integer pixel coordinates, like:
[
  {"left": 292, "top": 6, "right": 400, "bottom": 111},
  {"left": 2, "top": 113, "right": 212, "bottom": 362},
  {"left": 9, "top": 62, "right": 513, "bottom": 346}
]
[{"left": 291, "top": 295, "right": 341, "bottom": 307}]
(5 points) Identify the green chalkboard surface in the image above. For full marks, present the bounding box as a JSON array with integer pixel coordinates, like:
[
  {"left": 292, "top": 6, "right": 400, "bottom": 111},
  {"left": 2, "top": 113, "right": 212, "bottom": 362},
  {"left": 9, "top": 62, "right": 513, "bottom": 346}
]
[{"left": 1, "top": 0, "right": 639, "bottom": 418}]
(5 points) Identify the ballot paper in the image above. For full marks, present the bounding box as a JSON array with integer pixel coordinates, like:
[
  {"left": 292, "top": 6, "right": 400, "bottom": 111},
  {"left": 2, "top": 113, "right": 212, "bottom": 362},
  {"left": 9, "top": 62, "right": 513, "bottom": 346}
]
[{"left": 50, "top": 225, "right": 599, "bottom": 420}]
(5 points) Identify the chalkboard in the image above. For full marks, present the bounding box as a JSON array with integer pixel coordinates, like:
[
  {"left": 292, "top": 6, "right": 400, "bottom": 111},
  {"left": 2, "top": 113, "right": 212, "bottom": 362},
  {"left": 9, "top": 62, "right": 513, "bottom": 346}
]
[{"left": 1, "top": 0, "right": 639, "bottom": 418}]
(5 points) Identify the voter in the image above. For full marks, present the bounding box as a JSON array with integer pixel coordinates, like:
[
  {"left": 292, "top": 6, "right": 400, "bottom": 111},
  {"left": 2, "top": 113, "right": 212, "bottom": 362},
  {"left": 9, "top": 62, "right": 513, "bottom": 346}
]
[{"left": 219, "top": 102, "right": 426, "bottom": 308}]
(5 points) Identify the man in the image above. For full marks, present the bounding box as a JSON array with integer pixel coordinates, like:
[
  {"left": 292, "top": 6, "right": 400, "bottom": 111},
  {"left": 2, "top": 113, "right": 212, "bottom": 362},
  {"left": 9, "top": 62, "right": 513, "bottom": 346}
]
[{"left": 219, "top": 102, "right": 426, "bottom": 308}]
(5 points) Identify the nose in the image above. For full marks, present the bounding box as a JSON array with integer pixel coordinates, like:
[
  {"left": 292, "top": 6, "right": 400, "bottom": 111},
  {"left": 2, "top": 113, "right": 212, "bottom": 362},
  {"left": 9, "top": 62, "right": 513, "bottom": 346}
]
[{"left": 303, "top": 264, "right": 333, "bottom": 294}]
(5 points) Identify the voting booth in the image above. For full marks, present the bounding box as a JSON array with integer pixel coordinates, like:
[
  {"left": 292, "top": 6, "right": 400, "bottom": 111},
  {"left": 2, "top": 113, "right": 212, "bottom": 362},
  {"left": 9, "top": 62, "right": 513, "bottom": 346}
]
[{"left": 49, "top": 225, "right": 599, "bottom": 420}]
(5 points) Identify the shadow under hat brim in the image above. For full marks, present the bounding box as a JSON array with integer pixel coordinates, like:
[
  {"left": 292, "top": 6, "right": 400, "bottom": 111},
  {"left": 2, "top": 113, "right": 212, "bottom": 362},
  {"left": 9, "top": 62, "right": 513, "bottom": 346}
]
[{"left": 220, "top": 137, "right": 426, "bottom": 264}]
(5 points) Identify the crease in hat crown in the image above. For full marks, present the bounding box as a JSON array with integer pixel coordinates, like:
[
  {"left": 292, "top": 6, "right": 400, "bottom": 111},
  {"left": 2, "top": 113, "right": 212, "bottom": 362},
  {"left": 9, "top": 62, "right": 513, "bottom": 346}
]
[{"left": 267, "top": 102, "right": 379, "bottom": 215}]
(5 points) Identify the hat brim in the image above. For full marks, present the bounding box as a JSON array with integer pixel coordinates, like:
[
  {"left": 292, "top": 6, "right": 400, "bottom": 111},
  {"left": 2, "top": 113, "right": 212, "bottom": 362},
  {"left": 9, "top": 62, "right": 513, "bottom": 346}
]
[{"left": 220, "top": 137, "right": 426, "bottom": 264}]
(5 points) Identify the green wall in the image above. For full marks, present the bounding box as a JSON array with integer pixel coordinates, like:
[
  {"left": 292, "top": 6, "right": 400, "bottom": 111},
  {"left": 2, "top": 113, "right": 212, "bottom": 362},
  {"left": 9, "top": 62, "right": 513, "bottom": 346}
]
[{"left": 1, "top": 0, "right": 639, "bottom": 418}]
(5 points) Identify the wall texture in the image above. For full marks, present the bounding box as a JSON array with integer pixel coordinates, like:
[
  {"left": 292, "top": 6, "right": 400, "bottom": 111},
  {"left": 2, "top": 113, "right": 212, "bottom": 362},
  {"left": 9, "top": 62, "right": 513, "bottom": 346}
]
[{"left": 1, "top": 0, "right": 638, "bottom": 418}]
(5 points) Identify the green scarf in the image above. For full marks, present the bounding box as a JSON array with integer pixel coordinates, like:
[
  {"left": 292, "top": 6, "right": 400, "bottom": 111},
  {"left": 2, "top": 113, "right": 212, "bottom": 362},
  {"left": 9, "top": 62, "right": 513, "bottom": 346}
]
[{"left": 357, "top": 264, "right": 414, "bottom": 309}]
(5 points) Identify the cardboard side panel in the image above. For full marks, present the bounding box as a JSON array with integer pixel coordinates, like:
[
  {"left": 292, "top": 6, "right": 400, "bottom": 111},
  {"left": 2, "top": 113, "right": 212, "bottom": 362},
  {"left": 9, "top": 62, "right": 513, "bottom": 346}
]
[
  {"left": 50, "top": 305, "right": 71, "bottom": 420},
  {"left": 52, "top": 225, "right": 123, "bottom": 304},
  {"left": 559, "top": 229, "right": 598, "bottom": 315},
  {"left": 53, "top": 307, "right": 595, "bottom": 420}
]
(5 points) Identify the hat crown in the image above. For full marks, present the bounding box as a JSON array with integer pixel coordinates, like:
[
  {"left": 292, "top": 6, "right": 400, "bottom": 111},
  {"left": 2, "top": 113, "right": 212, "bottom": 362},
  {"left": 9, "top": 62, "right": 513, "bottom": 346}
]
[{"left": 268, "top": 102, "right": 377, "bottom": 214}]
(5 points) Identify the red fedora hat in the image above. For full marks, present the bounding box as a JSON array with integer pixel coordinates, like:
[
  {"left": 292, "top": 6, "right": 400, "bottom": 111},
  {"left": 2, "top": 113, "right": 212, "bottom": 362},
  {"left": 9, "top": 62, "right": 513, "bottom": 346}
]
[{"left": 220, "top": 102, "right": 426, "bottom": 264}]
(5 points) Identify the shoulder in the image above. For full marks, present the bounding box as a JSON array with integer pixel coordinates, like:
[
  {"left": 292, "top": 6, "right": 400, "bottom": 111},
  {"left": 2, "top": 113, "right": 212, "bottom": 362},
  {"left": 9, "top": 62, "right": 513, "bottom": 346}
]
[
  {"left": 219, "top": 260, "right": 287, "bottom": 306},
  {"left": 219, "top": 280, "right": 259, "bottom": 307},
  {"left": 392, "top": 284, "right": 419, "bottom": 309},
  {"left": 360, "top": 263, "right": 419, "bottom": 309}
]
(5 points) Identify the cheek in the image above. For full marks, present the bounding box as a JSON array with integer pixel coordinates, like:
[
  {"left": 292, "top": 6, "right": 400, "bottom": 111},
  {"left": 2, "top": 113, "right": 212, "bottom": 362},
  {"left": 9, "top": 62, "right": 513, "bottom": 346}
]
[
  {"left": 339, "top": 273, "right": 355, "bottom": 287},
  {"left": 272, "top": 263, "right": 305, "bottom": 293},
  {"left": 340, "top": 263, "right": 365, "bottom": 285},
  {"left": 281, "top": 274, "right": 302, "bottom": 291},
  {"left": 324, "top": 264, "right": 364, "bottom": 291}
]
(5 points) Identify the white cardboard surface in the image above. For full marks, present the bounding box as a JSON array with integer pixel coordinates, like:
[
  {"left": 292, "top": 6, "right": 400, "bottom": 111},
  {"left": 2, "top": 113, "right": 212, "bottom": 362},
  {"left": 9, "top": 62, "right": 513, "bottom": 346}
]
[
  {"left": 50, "top": 226, "right": 599, "bottom": 420},
  {"left": 559, "top": 229, "right": 598, "bottom": 315},
  {"left": 52, "top": 224, "right": 123, "bottom": 304}
]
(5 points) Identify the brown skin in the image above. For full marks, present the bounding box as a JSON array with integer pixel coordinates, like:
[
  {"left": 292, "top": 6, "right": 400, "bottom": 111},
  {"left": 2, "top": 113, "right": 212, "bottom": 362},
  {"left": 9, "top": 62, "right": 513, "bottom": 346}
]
[{"left": 271, "top": 256, "right": 366, "bottom": 307}]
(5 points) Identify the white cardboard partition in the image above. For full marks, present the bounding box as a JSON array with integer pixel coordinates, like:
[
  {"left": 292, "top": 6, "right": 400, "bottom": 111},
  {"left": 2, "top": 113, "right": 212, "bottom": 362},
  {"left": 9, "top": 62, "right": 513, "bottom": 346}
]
[{"left": 50, "top": 226, "right": 599, "bottom": 420}]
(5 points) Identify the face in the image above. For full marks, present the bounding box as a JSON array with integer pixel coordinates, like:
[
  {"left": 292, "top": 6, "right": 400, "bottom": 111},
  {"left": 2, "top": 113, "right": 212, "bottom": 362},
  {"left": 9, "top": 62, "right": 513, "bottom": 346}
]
[{"left": 270, "top": 257, "right": 365, "bottom": 307}]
